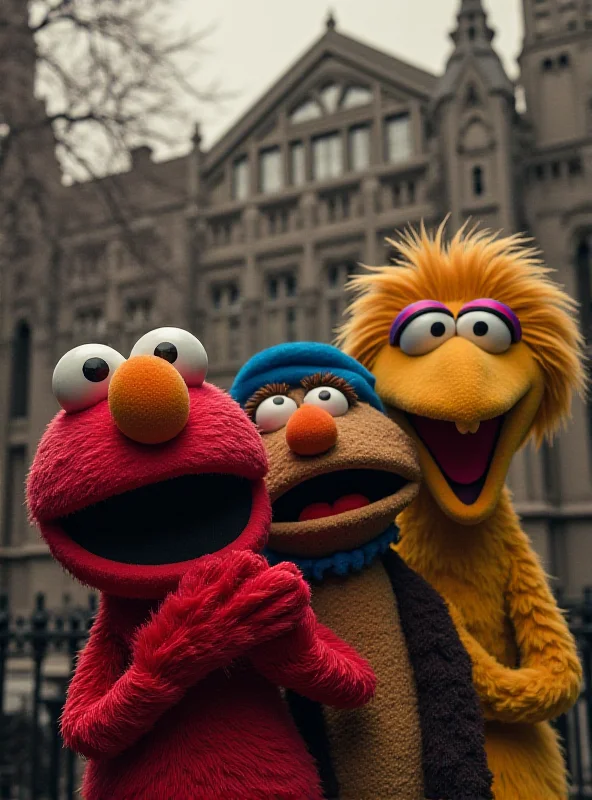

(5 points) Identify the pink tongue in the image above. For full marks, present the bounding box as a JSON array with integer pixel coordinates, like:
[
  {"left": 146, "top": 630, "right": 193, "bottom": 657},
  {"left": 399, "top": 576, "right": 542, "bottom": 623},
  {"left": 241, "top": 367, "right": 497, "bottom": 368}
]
[
  {"left": 409, "top": 415, "right": 503, "bottom": 484},
  {"left": 299, "top": 494, "right": 370, "bottom": 522}
]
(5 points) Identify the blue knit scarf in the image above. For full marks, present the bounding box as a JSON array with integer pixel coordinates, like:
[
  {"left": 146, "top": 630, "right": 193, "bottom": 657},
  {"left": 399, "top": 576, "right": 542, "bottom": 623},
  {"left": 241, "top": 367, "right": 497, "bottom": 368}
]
[{"left": 264, "top": 524, "right": 399, "bottom": 583}]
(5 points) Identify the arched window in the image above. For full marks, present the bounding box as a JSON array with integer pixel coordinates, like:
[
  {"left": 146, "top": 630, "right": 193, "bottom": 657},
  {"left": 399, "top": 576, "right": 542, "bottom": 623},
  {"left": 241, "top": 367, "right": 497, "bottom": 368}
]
[
  {"left": 472, "top": 165, "right": 485, "bottom": 197},
  {"left": 465, "top": 83, "right": 481, "bottom": 108},
  {"left": 340, "top": 85, "right": 372, "bottom": 110},
  {"left": 289, "top": 99, "right": 323, "bottom": 125},
  {"left": 10, "top": 320, "right": 31, "bottom": 419},
  {"left": 320, "top": 83, "right": 341, "bottom": 113}
]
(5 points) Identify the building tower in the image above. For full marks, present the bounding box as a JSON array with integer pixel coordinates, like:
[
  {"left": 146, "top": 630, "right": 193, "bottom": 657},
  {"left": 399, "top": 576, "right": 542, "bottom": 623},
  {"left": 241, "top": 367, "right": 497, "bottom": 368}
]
[
  {"left": 520, "top": 0, "right": 592, "bottom": 149},
  {"left": 519, "top": 0, "right": 592, "bottom": 341},
  {"left": 518, "top": 0, "right": 592, "bottom": 590},
  {"left": 0, "top": 2, "right": 63, "bottom": 605},
  {"left": 430, "top": 0, "right": 518, "bottom": 234}
]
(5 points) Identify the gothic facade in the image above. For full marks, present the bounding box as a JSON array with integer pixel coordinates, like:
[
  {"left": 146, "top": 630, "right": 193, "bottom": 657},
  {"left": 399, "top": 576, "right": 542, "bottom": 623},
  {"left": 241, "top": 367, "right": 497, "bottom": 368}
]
[{"left": 1, "top": 0, "right": 591, "bottom": 610}]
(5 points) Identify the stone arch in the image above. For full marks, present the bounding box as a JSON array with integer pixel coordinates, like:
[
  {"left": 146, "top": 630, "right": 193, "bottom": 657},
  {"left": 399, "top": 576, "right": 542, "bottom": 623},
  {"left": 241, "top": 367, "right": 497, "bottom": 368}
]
[{"left": 459, "top": 114, "right": 493, "bottom": 154}]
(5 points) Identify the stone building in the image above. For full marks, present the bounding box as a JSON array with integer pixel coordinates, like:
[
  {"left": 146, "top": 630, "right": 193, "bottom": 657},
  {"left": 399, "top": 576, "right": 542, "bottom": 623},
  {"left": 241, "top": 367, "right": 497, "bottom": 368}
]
[{"left": 1, "top": 0, "right": 591, "bottom": 610}]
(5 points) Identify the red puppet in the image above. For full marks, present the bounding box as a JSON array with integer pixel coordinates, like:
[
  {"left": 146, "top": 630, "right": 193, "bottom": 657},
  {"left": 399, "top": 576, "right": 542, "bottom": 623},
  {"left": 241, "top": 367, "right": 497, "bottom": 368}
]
[{"left": 27, "top": 327, "right": 376, "bottom": 800}]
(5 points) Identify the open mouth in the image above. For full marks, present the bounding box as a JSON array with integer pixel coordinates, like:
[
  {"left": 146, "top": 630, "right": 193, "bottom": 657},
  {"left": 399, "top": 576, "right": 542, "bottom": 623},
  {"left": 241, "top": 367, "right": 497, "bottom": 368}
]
[
  {"left": 407, "top": 414, "right": 504, "bottom": 505},
  {"left": 58, "top": 474, "right": 252, "bottom": 565},
  {"left": 272, "top": 469, "right": 408, "bottom": 524}
]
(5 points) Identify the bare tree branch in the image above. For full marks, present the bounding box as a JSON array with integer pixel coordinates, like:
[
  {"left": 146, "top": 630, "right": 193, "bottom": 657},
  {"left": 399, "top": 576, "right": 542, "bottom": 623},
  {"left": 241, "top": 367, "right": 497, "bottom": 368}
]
[{"left": 0, "top": 0, "right": 225, "bottom": 298}]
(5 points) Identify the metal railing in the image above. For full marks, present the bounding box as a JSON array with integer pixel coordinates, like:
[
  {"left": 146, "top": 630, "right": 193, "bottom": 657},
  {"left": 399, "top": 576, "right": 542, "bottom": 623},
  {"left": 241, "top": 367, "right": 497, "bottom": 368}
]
[
  {"left": 0, "top": 589, "right": 590, "bottom": 799},
  {"left": 0, "top": 593, "right": 96, "bottom": 800}
]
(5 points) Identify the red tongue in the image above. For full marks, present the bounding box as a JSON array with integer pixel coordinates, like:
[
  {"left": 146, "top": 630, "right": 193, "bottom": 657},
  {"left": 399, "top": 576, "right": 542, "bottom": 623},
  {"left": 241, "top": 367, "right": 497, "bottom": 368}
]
[
  {"left": 409, "top": 415, "right": 502, "bottom": 484},
  {"left": 298, "top": 494, "right": 370, "bottom": 522}
]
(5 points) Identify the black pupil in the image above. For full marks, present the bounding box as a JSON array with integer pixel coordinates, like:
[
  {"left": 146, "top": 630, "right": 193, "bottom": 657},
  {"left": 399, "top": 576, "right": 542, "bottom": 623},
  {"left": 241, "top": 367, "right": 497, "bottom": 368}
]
[
  {"left": 473, "top": 321, "right": 489, "bottom": 337},
  {"left": 273, "top": 396, "right": 285, "bottom": 406},
  {"left": 82, "top": 357, "right": 109, "bottom": 383},
  {"left": 318, "top": 390, "right": 331, "bottom": 401},
  {"left": 431, "top": 321, "right": 446, "bottom": 337},
  {"left": 154, "top": 342, "right": 178, "bottom": 363}
]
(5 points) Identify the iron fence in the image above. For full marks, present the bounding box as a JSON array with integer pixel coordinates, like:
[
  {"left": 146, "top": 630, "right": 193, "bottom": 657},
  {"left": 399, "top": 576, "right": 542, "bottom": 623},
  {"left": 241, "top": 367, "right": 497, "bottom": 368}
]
[{"left": 0, "top": 589, "right": 591, "bottom": 799}]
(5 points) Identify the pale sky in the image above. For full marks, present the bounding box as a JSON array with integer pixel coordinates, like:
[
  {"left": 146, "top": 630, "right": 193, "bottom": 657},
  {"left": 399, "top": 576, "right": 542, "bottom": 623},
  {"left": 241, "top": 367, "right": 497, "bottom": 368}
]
[{"left": 179, "top": 0, "right": 523, "bottom": 150}]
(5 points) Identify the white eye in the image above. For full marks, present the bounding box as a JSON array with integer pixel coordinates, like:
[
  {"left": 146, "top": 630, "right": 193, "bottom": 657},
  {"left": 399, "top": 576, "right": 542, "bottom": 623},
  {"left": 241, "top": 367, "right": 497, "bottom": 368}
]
[
  {"left": 303, "top": 386, "right": 349, "bottom": 417},
  {"left": 130, "top": 327, "right": 208, "bottom": 387},
  {"left": 456, "top": 311, "right": 512, "bottom": 354},
  {"left": 399, "top": 312, "right": 456, "bottom": 356},
  {"left": 255, "top": 395, "right": 298, "bottom": 433},
  {"left": 52, "top": 344, "right": 126, "bottom": 413}
]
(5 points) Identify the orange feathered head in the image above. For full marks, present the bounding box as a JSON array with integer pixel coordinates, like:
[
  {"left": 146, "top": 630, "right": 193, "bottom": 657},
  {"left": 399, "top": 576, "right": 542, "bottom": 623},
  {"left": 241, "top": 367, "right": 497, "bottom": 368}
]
[{"left": 338, "top": 221, "right": 586, "bottom": 524}]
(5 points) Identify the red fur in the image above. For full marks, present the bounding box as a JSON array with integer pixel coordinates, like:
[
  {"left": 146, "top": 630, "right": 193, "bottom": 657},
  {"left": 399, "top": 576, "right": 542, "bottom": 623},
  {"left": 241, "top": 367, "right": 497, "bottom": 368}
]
[
  {"left": 27, "top": 383, "right": 270, "bottom": 597},
  {"left": 27, "top": 379, "right": 376, "bottom": 799}
]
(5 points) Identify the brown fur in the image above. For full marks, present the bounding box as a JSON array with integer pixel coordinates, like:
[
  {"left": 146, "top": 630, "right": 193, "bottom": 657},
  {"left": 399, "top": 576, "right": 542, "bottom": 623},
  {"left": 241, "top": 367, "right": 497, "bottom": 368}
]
[
  {"left": 261, "top": 396, "right": 491, "bottom": 798},
  {"left": 312, "top": 564, "right": 424, "bottom": 800},
  {"left": 267, "top": 393, "right": 420, "bottom": 556}
]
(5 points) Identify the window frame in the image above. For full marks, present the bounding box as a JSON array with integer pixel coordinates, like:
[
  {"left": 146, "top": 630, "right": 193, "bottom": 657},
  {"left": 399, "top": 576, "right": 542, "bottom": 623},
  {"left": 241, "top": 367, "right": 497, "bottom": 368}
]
[
  {"left": 348, "top": 124, "right": 371, "bottom": 172},
  {"left": 231, "top": 155, "right": 250, "bottom": 201},
  {"left": 312, "top": 131, "right": 344, "bottom": 181},
  {"left": 384, "top": 113, "right": 413, "bottom": 165},
  {"left": 259, "top": 146, "right": 283, "bottom": 195}
]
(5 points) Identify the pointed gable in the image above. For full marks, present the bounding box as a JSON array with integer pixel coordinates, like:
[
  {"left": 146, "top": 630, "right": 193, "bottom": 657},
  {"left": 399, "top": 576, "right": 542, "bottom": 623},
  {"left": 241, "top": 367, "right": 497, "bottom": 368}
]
[{"left": 203, "top": 22, "right": 437, "bottom": 175}]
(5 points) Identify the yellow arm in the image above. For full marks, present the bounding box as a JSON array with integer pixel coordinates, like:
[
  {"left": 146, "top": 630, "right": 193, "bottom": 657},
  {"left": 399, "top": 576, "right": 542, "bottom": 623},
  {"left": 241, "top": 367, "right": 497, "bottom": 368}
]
[{"left": 446, "top": 526, "right": 582, "bottom": 725}]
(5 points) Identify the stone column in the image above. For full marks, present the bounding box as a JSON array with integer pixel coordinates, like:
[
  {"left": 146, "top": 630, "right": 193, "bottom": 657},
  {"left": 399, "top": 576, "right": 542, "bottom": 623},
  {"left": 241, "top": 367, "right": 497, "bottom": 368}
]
[
  {"left": 300, "top": 191, "right": 317, "bottom": 289},
  {"left": 362, "top": 176, "right": 379, "bottom": 265},
  {"left": 300, "top": 287, "right": 321, "bottom": 341},
  {"left": 299, "top": 191, "right": 320, "bottom": 339}
]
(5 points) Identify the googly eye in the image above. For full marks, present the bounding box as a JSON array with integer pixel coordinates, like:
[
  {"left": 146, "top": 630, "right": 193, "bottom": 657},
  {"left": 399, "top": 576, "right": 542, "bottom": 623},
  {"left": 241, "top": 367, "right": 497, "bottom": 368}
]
[
  {"left": 255, "top": 395, "right": 298, "bottom": 433},
  {"left": 130, "top": 327, "right": 208, "bottom": 387},
  {"left": 303, "top": 386, "right": 349, "bottom": 417},
  {"left": 399, "top": 312, "right": 456, "bottom": 356},
  {"left": 52, "top": 344, "right": 126, "bottom": 413},
  {"left": 456, "top": 311, "right": 512, "bottom": 354}
]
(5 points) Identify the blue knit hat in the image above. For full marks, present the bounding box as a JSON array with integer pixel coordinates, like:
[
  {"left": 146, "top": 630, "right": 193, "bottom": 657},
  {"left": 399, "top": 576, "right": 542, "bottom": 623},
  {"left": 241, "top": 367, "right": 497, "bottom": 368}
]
[{"left": 230, "top": 342, "right": 384, "bottom": 412}]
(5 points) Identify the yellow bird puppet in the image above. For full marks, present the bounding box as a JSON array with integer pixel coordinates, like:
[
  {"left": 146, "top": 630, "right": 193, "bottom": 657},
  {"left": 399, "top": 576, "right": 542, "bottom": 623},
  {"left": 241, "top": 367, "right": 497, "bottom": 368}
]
[{"left": 338, "top": 222, "right": 585, "bottom": 800}]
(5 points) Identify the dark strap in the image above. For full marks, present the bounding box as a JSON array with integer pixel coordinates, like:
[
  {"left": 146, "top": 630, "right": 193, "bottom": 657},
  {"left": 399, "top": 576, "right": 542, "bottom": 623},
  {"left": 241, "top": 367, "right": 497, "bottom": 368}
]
[
  {"left": 285, "top": 690, "right": 340, "bottom": 800},
  {"left": 382, "top": 549, "right": 494, "bottom": 800}
]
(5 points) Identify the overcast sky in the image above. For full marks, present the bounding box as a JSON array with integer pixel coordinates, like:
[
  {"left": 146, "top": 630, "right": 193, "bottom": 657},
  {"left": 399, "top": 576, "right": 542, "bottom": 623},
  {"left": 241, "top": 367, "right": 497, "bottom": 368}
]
[{"left": 179, "top": 0, "right": 523, "bottom": 149}]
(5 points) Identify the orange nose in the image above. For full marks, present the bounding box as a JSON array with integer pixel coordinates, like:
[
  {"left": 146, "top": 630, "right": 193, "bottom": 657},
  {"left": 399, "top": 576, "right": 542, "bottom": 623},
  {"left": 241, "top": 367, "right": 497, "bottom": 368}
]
[
  {"left": 285, "top": 404, "right": 338, "bottom": 456},
  {"left": 108, "top": 355, "right": 190, "bottom": 444}
]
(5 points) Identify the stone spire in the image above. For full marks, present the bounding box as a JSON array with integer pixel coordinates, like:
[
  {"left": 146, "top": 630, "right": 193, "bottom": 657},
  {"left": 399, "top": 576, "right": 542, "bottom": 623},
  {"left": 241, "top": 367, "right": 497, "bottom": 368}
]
[
  {"left": 325, "top": 10, "right": 336, "bottom": 31},
  {"left": 450, "top": 0, "right": 495, "bottom": 51},
  {"left": 433, "top": 0, "right": 513, "bottom": 107}
]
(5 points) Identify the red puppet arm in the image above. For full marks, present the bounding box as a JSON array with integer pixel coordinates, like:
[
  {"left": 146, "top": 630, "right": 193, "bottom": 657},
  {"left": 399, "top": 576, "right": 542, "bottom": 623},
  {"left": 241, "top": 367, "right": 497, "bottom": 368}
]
[
  {"left": 250, "top": 606, "right": 376, "bottom": 709},
  {"left": 62, "top": 551, "right": 310, "bottom": 759}
]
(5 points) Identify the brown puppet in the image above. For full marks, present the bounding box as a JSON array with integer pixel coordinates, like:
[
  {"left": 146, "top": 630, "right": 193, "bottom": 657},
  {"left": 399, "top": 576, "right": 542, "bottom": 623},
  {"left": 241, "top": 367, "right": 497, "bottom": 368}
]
[{"left": 231, "top": 342, "right": 493, "bottom": 800}]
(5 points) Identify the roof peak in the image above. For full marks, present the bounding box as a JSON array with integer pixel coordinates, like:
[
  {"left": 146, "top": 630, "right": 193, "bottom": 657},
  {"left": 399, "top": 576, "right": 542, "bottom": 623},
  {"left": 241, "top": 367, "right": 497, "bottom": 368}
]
[
  {"left": 450, "top": 0, "right": 494, "bottom": 51},
  {"left": 459, "top": 0, "right": 486, "bottom": 13}
]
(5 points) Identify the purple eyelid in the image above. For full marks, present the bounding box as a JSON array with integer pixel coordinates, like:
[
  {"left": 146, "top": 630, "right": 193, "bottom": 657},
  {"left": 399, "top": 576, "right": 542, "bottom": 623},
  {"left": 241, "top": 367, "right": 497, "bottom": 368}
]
[
  {"left": 457, "top": 299, "right": 522, "bottom": 343},
  {"left": 389, "top": 301, "right": 453, "bottom": 346}
]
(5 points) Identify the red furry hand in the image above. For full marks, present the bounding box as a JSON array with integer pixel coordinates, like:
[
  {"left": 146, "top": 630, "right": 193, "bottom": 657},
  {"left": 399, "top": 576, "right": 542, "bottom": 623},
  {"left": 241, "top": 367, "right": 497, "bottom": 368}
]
[
  {"left": 134, "top": 550, "right": 310, "bottom": 688},
  {"left": 60, "top": 552, "right": 310, "bottom": 761},
  {"left": 251, "top": 606, "right": 377, "bottom": 709}
]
